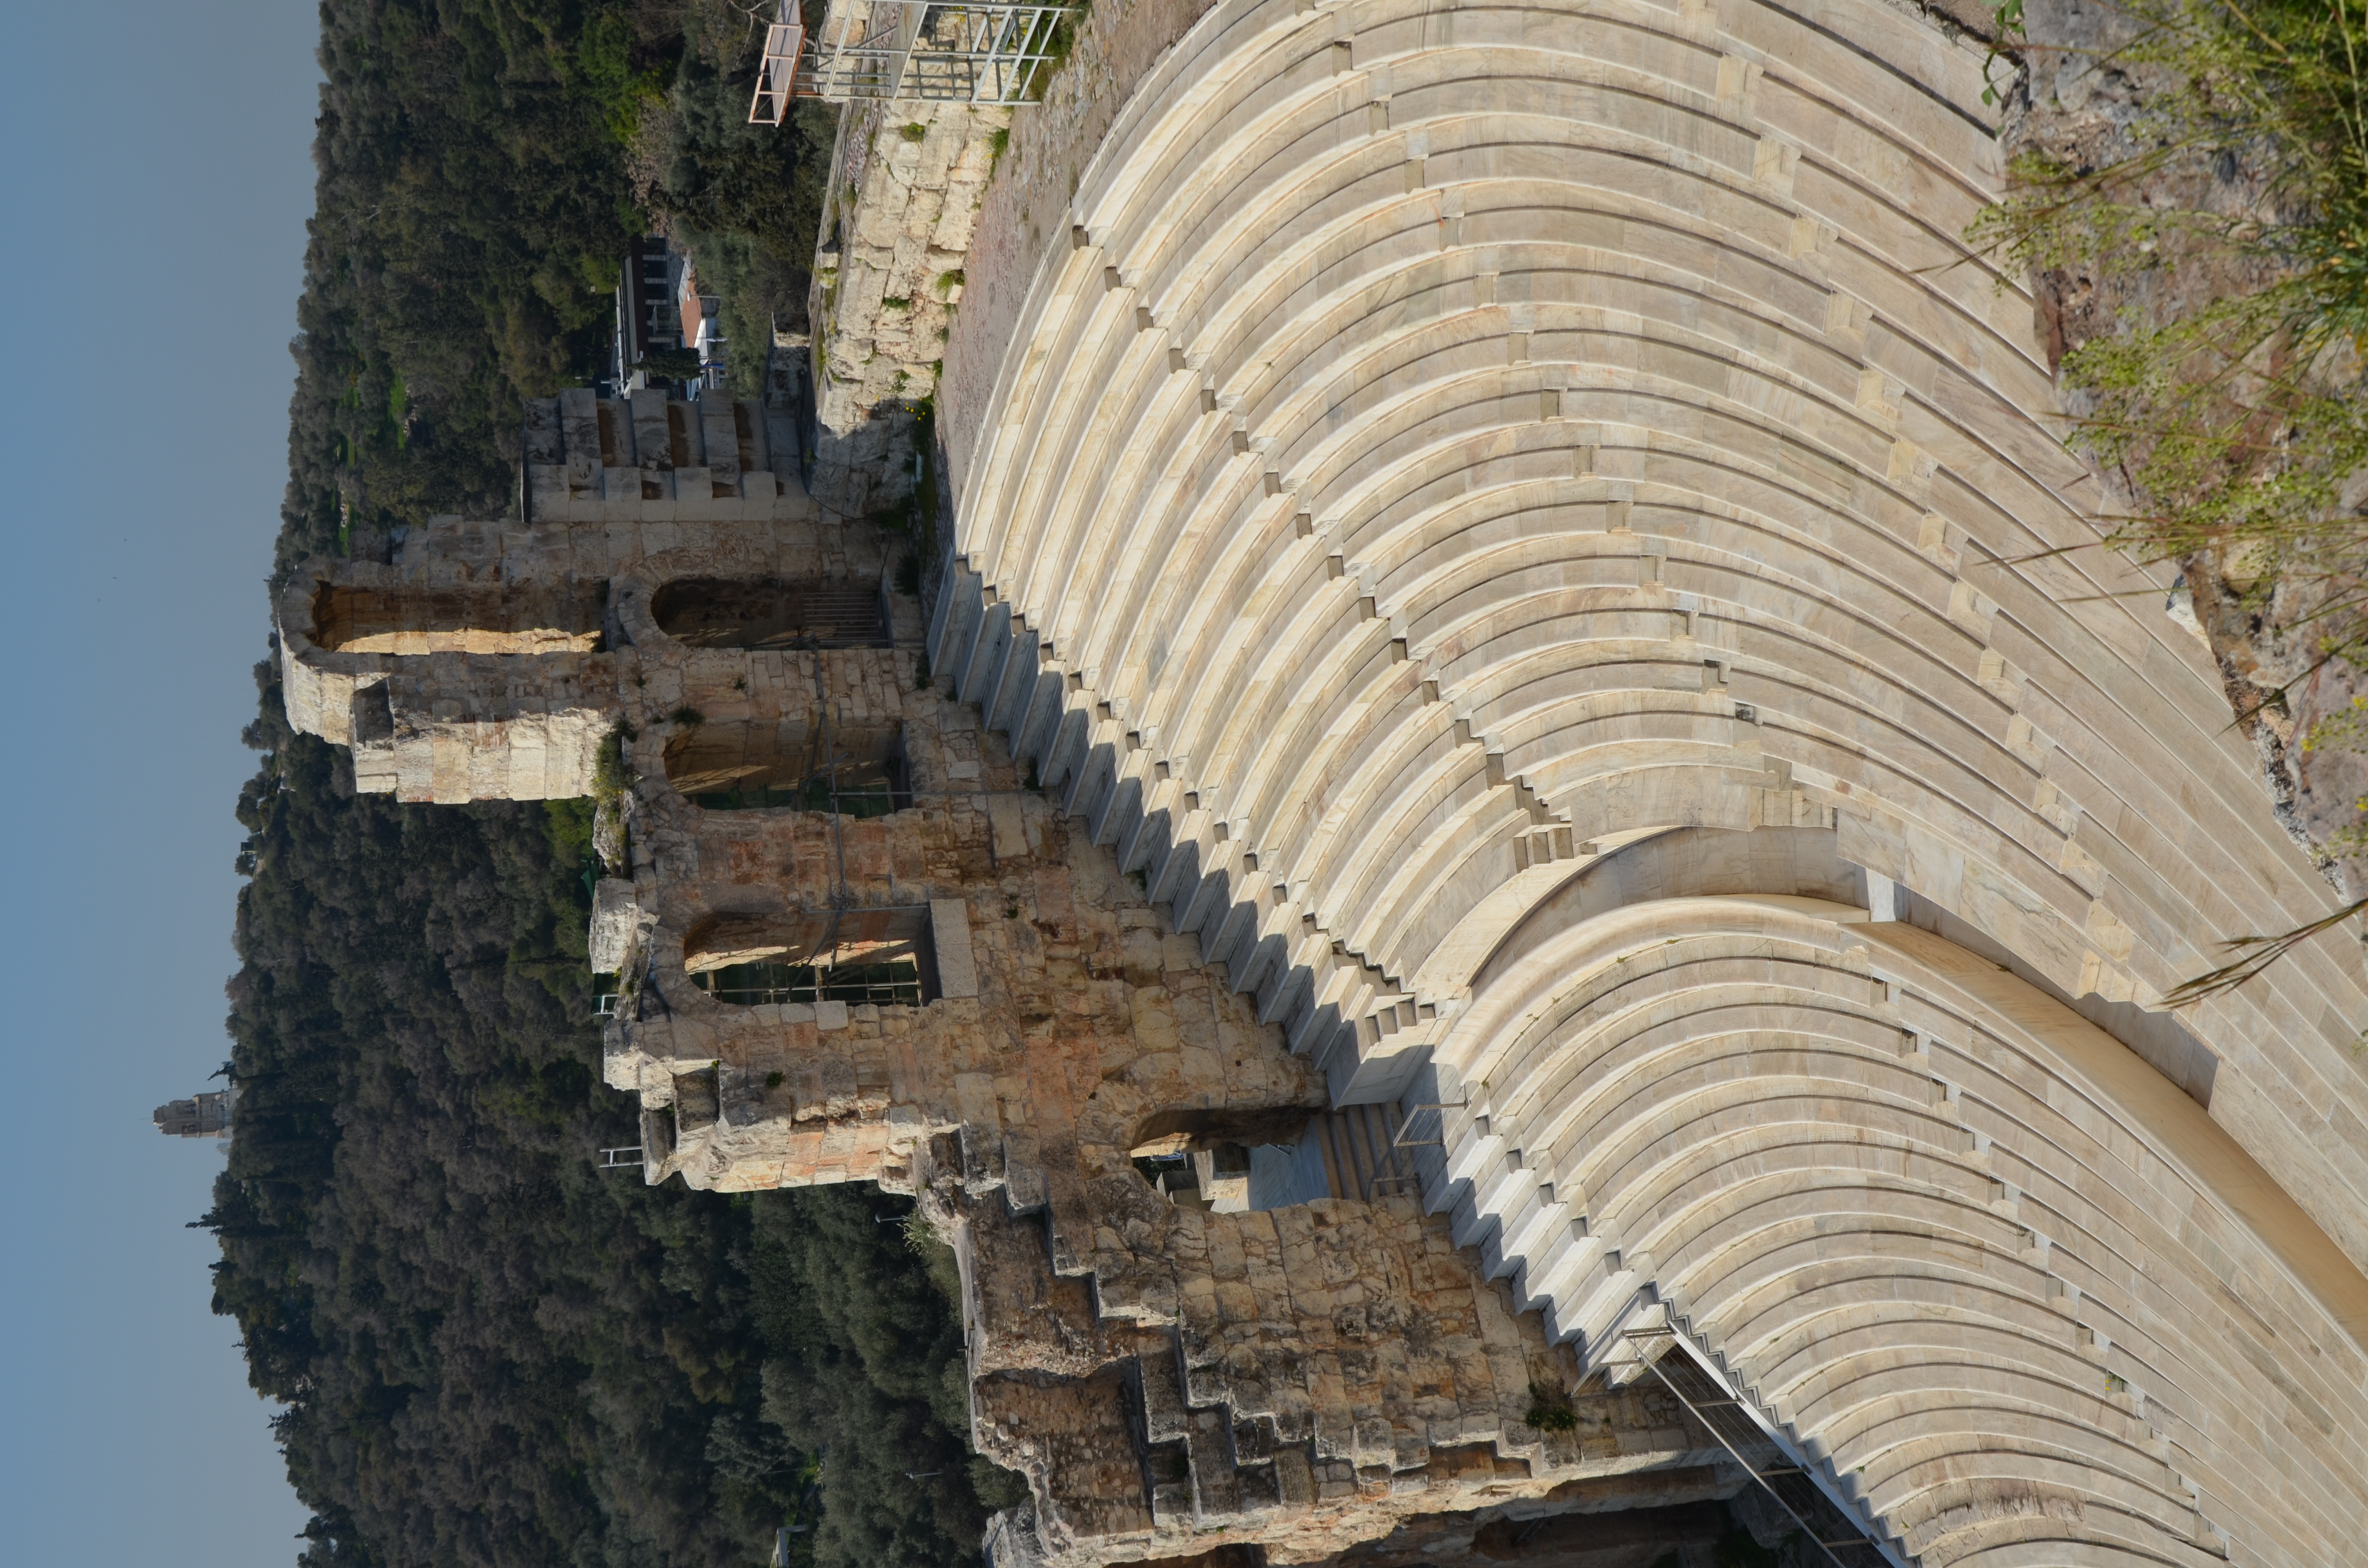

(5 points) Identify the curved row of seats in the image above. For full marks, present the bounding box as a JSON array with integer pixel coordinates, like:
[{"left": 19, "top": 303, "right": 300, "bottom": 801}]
[
  {"left": 931, "top": 0, "right": 2368, "bottom": 1556},
  {"left": 1424, "top": 889, "right": 2368, "bottom": 1564}
]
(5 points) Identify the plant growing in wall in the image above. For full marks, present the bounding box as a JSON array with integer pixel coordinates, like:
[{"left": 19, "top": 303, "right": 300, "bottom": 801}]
[
  {"left": 1974, "top": 0, "right": 2368, "bottom": 1000},
  {"left": 1972, "top": 0, "right": 2368, "bottom": 588},
  {"left": 593, "top": 721, "right": 634, "bottom": 805},
  {"left": 1525, "top": 1377, "right": 1580, "bottom": 1433}
]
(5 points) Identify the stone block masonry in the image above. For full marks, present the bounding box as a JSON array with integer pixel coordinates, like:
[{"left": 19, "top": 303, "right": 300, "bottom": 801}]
[
  {"left": 924, "top": 0, "right": 2368, "bottom": 1560},
  {"left": 276, "top": 0, "right": 2368, "bottom": 1558},
  {"left": 279, "top": 382, "right": 1754, "bottom": 1568},
  {"left": 808, "top": 98, "right": 1010, "bottom": 518}
]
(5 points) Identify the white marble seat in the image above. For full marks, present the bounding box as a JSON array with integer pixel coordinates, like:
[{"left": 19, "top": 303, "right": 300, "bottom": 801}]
[{"left": 932, "top": 0, "right": 2368, "bottom": 1557}]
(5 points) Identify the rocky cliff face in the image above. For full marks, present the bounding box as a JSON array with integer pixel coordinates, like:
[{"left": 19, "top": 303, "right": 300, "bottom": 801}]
[
  {"left": 807, "top": 99, "right": 1009, "bottom": 518},
  {"left": 2007, "top": 0, "right": 2368, "bottom": 903}
]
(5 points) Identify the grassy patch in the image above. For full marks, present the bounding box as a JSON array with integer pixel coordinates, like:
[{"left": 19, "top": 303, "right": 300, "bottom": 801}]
[{"left": 1524, "top": 1377, "right": 1580, "bottom": 1433}]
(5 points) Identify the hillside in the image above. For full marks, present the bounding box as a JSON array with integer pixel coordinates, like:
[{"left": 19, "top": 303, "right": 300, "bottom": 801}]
[{"left": 210, "top": 4, "right": 1018, "bottom": 1563}]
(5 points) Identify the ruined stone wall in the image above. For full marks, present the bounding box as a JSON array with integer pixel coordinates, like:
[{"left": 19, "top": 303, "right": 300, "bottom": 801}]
[
  {"left": 276, "top": 387, "right": 817, "bottom": 802},
  {"left": 809, "top": 99, "right": 1010, "bottom": 516},
  {"left": 278, "top": 384, "right": 1752, "bottom": 1568},
  {"left": 936, "top": 0, "right": 1221, "bottom": 486}
]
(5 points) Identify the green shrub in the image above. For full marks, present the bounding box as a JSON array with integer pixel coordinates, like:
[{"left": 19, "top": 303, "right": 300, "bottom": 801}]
[
  {"left": 1972, "top": 0, "right": 2368, "bottom": 584},
  {"left": 592, "top": 722, "right": 631, "bottom": 804},
  {"left": 1525, "top": 1377, "right": 1580, "bottom": 1433},
  {"left": 1973, "top": 0, "right": 2368, "bottom": 1002}
]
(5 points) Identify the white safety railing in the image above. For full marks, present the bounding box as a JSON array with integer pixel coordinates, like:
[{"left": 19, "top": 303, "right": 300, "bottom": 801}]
[{"left": 804, "top": 0, "right": 1072, "bottom": 104}]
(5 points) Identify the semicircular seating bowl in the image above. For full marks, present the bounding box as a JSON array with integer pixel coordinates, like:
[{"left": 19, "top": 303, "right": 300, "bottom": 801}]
[{"left": 926, "top": 0, "right": 2368, "bottom": 1559}]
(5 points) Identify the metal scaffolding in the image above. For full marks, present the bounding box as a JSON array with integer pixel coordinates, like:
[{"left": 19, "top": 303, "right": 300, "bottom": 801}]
[
  {"left": 751, "top": 0, "right": 1073, "bottom": 113},
  {"left": 749, "top": 19, "right": 806, "bottom": 123},
  {"left": 1618, "top": 1326, "right": 1913, "bottom": 1568}
]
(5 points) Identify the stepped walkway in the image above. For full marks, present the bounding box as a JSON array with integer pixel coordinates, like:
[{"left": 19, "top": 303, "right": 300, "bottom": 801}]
[{"left": 927, "top": 0, "right": 2368, "bottom": 1560}]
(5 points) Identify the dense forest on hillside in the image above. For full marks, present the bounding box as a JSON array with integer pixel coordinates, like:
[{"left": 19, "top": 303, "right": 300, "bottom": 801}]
[
  {"left": 212, "top": 3, "right": 1019, "bottom": 1565},
  {"left": 276, "top": 0, "right": 834, "bottom": 574}
]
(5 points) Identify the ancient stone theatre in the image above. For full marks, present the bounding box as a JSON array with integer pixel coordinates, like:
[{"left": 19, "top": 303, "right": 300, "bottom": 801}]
[{"left": 280, "top": 0, "right": 2368, "bottom": 1563}]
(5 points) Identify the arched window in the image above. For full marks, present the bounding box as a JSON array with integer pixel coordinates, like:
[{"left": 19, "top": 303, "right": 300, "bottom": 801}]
[
  {"left": 650, "top": 576, "right": 890, "bottom": 649},
  {"left": 310, "top": 582, "right": 603, "bottom": 655},
  {"left": 664, "top": 719, "right": 910, "bottom": 815},
  {"left": 683, "top": 907, "right": 937, "bottom": 1005}
]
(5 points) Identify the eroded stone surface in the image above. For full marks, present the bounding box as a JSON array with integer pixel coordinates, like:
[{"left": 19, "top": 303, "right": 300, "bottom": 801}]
[
  {"left": 278, "top": 387, "right": 1746, "bottom": 1568},
  {"left": 808, "top": 99, "right": 1009, "bottom": 517},
  {"left": 273, "top": 0, "right": 2368, "bottom": 1560}
]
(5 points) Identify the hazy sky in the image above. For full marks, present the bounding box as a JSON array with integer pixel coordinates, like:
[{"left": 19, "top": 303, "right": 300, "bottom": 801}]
[{"left": 0, "top": 0, "right": 322, "bottom": 1560}]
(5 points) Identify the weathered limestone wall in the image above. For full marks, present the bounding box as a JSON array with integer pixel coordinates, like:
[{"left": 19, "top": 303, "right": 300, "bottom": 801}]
[
  {"left": 962, "top": 1181, "right": 1732, "bottom": 1566},
  {"left": 526, "top": 383, "right": 801, "bottom": 517},
  {"left": 809, "top": 99, "right": 1010, "bottom": 516},
  {"left": 280, "top": 389, "right": 1751, "bottom": 1568},
  {"left": 937, "top": 0, "right": 1219, "bottom": 486},
  {"left": 276, "top": 387, "right": 817, "bottom": 803}
]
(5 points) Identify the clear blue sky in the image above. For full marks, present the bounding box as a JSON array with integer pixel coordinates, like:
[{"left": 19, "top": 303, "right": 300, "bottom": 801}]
[{"left": 0, "top": 0, "right": 321, "bottom": 1561}]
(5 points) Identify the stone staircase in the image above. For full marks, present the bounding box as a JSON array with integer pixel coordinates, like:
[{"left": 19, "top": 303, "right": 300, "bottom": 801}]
[
  {"left": 1410, "top": 885, "right": 2368, "bottom": 1566},
  {"left": 918, "top": 0, "right": 2368, "bottom": 1558},
  {"left": 949, "top": 1136, "right": 1746, "bottom": 1568}
]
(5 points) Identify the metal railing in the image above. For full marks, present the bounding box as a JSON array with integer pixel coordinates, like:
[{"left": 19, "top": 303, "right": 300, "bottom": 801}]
[
  {"left": 692, "top": 958, "right": 925, "bottom": 1008},
  {"left": 1618, "top": 1326, "right": 1908, "bottom": 1568},
  {"left": 749, "top": 20, "right": 806, "bottom": 123},
  {"left": 805, "top": 0, "right": 1073, "bottom": 103},
  {"left": 1391, "top": 1099, "right": 1468, "bottom": 1149}
]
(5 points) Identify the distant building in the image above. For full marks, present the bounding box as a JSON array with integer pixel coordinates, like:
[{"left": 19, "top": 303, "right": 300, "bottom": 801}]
[
  {"left": 606, "top": 235, "right": 681, "bottom": 395},
  {"left": 676, "top": 256, "right": 727, "bottom": 390},
  {"left": 153, "top": 1085, "right": 235, "bottom": 1139},
  {"left": 605, "top": 236, "right": 725, "bottom": 396}
]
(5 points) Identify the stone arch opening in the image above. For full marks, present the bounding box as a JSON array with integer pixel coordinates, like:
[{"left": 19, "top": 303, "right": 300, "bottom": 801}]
[
  {"left": 309, "top": 581, "right": 604, "bottom": 655},
  {"left": 683, "top": 906, "right": 938, "bottom": 1006},
  {"left": 663, "top": 718, "right": 910, "bottom": 815},
  {"left": 650, "top": 576, "right": 889, "bottom": 649}
]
